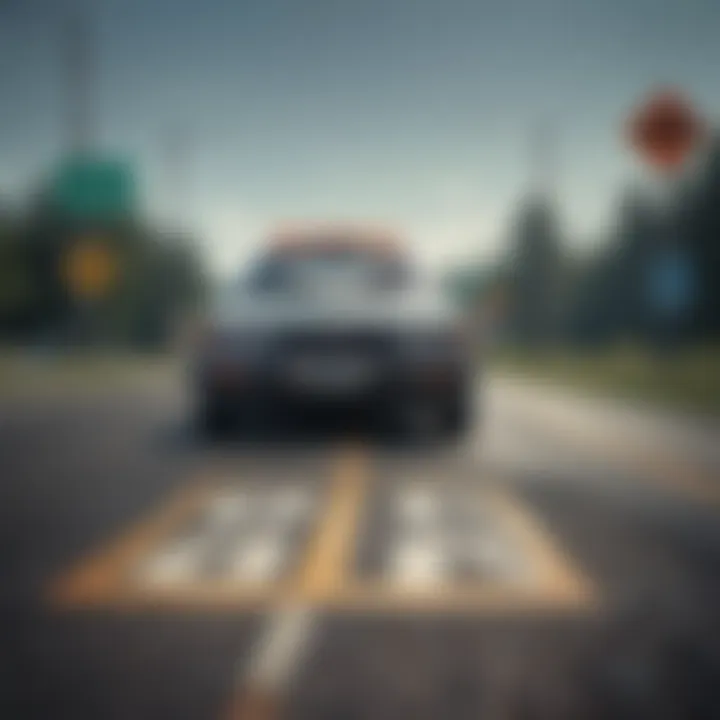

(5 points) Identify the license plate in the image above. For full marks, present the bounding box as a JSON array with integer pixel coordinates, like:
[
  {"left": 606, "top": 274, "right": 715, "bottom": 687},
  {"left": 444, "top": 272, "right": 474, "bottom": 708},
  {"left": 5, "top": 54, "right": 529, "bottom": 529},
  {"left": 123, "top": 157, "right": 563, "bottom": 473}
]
[{"left": 289, "top": 356, "right": 374, "bottom": 391}]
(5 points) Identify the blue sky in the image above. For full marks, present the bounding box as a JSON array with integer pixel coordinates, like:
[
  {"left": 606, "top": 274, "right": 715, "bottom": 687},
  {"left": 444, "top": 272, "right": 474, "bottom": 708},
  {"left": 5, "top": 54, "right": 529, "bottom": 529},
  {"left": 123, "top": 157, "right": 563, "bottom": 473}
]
[{"left": 1, "top": 0, "right": 719, "bottom": 275}]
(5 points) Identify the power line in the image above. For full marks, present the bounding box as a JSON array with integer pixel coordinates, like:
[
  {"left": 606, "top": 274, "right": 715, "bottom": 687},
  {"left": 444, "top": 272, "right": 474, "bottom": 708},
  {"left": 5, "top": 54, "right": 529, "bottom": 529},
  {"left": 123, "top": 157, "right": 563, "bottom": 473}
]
[
  {"left": 529, "top": 122, "right": 558, "bottom": 200},
  {"left": 161, "top": 129, "right": 192, "bottom": 231},
  {"left": 64, "top": 2, "right": 95, "bottom": 154}
]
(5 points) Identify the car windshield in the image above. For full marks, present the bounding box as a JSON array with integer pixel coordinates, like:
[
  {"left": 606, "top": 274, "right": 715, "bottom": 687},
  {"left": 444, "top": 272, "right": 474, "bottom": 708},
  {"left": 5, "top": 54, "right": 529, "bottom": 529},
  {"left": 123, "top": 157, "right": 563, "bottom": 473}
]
[{"left": 247, "top": 244, "right": 412, "bottom": 294}]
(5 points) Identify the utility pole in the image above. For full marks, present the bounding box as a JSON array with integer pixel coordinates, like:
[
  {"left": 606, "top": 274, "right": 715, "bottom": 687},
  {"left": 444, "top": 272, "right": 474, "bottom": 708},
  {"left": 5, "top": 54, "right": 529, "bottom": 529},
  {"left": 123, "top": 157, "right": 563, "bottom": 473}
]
[
  {"left": 161, "top": 129, "right": 192, "bottom": 232},
  {"left": 529, "top": 121, "right": 557, "bottom": 200},
  {"left": 65, "top": 2, "right": 95, "bottom": 155},
  {"left": 62, "top": 1, "right": 101, "bottom": 348},
  {"left": 516, "top": 121, "right": 563, "bottom": 347}
]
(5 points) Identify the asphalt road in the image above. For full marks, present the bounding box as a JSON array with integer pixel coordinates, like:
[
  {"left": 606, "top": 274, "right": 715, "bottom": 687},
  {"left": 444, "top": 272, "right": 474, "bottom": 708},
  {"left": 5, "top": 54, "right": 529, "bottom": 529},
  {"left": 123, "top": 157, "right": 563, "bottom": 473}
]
[{"left": 2, "top": 371, "right": 720, "bottom": 720}]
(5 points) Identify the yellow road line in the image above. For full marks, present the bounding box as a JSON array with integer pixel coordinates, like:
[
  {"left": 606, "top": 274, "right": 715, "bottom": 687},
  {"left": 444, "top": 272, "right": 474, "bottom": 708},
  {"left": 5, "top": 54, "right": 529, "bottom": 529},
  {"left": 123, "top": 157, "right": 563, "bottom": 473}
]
[
  {"left": 221, "top": 443, "right": 365, "bottom": 720},
  {"left": 488, "top": 485, "right": 595, "bottom": 607},
  {"left": 49, "top": 481, "right": 211, "bottom": 608},
  {"left": 221, "top": 461, "right": 598, "bottom": 720},
  {"left": 49, "top": 451, "right": 597, "bottom": 617},
  {"left": 327, "top": 483, "right": 597, "bottom": 614},
  {"left": 292, "top": 444, "right": 368, "bottom": 603},
  {"left": 47, "top": 448, "right": 369, "bottom": 613},
  {"left": 48, "top": 475, "right": 305, "bottom": 612}
]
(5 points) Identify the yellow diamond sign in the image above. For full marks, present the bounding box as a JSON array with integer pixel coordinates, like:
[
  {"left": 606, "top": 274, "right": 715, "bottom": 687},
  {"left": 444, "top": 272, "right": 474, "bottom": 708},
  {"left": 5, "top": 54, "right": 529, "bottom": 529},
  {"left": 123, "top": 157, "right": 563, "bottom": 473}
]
[{"left": 62, "top": 238, "right": 118, "bottom": 300}]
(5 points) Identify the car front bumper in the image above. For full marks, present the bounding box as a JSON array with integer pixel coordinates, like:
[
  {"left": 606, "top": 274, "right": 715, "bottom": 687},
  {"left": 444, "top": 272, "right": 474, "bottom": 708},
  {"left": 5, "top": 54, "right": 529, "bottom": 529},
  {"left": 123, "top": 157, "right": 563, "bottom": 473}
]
[{"left": 194, "top": 355, "right": 469, "bottom": 413}]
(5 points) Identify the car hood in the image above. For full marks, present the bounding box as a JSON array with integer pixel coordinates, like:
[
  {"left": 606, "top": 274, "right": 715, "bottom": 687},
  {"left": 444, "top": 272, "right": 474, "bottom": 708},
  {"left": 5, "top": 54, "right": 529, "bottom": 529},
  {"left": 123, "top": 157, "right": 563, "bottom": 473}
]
[{"left": 210, "top": 286, "right": 457, "bottom": 332}]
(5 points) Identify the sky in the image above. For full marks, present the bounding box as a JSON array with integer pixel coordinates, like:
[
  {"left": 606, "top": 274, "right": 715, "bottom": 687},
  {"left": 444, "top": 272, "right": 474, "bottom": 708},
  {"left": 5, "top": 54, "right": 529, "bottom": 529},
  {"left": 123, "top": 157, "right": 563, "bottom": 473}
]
[{"left": 1, "top": 0, "right": 719, "bottom": 277}]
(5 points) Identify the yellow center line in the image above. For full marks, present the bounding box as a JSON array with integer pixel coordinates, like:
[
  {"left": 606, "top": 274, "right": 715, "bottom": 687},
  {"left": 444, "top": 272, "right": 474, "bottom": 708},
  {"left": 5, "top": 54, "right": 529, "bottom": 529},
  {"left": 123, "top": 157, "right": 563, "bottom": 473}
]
[
  {"left": 50, "top": 444, "right": 601, "bottom": 719},
  {"left": 322, "top": 479, "right": 597, "bottom": 615},
  {"left": 223, "top": 443, "right": 368, "bottom": 720},
  {"left": 292, "top": 443, "right": 369, "bottom": 604},
  {"left": 49, "top": 447, "right": 598, "bottom": 616},
  {"left": 48, "top": 446, "right": 373, "bottom": 612}
]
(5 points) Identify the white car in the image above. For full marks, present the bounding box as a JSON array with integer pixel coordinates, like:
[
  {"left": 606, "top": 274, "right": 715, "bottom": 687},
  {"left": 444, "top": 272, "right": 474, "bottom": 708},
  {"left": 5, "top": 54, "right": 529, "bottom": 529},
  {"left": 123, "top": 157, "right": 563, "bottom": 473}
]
[{"left": 190, "top": 228, "right": 474, "bottom": 440}]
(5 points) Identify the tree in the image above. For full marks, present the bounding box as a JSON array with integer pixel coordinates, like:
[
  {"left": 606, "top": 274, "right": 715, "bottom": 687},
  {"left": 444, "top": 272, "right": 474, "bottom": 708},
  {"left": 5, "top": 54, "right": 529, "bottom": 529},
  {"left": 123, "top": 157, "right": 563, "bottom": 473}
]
[
  {"left": 0, "top": 199, "right": 208, "bottom": 348},
  {"left": 681, "top": 132, "right": 720, "bottom": 339},
  {"left": 606, "top": 187, "right": 659, "bottom": 341},
  {"left": 505, "top": 193, "right": 564, "bottom": 347},
  {"left": 0, "top": 213, "right": 37, "bottom": 339}
]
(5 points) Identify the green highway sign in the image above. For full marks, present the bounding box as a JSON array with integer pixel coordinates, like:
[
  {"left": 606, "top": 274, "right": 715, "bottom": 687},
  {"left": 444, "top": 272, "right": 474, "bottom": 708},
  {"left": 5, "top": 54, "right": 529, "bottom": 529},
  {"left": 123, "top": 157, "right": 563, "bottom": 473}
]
[{"left": 50, "top": 156, "right": 136, "bottom": 221}]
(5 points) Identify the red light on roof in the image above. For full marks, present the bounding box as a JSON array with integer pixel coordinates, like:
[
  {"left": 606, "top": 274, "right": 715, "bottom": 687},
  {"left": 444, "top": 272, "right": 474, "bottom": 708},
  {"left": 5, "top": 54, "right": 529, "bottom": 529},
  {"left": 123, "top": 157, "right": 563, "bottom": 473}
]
[{"left": 268, "top": 222, "right": 404, "bottom": 254}]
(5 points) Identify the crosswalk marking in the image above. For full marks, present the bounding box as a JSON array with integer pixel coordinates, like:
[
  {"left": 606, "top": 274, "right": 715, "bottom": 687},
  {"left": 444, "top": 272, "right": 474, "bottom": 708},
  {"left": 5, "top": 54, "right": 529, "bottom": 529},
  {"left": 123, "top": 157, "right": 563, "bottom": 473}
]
[
  {"left": 395, "top": 485, "right": 440, "bottom": 526},
  {"left": 49, "top": 479, "right": 321, "bottom": 609},
  {"left": 49, "top": 452, "right": 596, "bottom": 616},
  {"left": 380, "top": 483, "right": 527, "bottom": 587},
  {"left": 136, "top": 537, "right": 208, "bottom": 586},
  {"left": 389, "top": 541, "right": 448, "bottom": 586},
  {"left": 228, "top": 537, "right": 285, "bottom": 583},
  {"left": 134, "top": 485, "right": 316, "bottom": 588}
]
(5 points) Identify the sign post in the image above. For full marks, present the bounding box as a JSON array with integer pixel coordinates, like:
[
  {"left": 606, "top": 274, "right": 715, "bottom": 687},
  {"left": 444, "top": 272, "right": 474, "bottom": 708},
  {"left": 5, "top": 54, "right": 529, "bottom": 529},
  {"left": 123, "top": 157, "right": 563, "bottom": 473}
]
[
  {"left": 47, "top": 154, "right": 135, "bottom": 347},
  {"left": 626, "top": 87, "right": 706, "bottom": 350},
  {"left": 61, "top": 237, "right": 119, "bottom": 346}
]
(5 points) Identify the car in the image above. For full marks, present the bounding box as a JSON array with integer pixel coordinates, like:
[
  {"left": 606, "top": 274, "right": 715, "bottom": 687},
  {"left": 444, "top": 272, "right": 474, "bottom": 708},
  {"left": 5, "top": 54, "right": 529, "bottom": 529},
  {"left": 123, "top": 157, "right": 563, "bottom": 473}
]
[{"left": 189, "top": 225, "right": 474, "bottom": 440}]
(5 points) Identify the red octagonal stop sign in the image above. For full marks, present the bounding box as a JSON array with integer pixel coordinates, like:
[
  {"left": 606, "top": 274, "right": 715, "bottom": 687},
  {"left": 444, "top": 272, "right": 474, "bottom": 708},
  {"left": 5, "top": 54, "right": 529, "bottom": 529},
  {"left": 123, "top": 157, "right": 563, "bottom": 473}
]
[{"left": 627, "top": 89, "right": 706, "bottom": 173}]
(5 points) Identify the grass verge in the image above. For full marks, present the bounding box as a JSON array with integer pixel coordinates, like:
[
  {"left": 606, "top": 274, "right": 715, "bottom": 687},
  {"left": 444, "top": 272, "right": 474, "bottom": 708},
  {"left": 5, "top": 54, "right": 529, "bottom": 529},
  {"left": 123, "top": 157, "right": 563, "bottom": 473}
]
[
  {"left": 0, "top": 348, "right": 179, "bottom": 398},
  {"left": 489, "top": 344, "right": 720, "bottom": 418}
]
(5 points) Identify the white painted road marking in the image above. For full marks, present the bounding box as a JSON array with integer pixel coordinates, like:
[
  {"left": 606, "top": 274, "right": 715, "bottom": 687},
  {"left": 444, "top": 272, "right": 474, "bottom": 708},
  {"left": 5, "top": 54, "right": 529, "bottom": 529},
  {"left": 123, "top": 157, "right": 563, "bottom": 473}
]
[
  {"left": 133, "top": 483, "right": 317, "bottom": 589},
  {"left": 136, "top": 536, "right": 208, "bottom": 586},
  {"left": 229, "top": 536, "right": 285, "bottom": 583},
  {"left": 245, "top": 606, "right": 317, "bottom": 693},
  {"left": 382, "top": 482, "right": 534, "bottom": 588},
  {"left": 225, "top": 606, "right": 317, "bottom": 720},
  {"left": 390, "top": 541, "right": 448, "bottom": 586},
  {"left": 50, "top": 455, "right": 595, "bottom": 618}
]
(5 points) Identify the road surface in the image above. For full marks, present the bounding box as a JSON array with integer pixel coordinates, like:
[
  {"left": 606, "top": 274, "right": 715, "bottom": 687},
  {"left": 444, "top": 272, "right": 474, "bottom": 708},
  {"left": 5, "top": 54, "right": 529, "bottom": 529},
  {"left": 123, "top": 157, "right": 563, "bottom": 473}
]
[{"left": 2, "top": 370, "right": 720, "bottom": 719}]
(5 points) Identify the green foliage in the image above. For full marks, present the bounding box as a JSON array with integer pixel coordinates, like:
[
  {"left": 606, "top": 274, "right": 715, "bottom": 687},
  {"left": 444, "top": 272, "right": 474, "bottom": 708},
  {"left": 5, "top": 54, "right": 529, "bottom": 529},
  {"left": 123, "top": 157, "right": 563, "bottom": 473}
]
[
  {"left": 459, "top": 130, "right": 720, "bottom": 353},
  {"left": 0, "top": 206, "right": 208, "bottom": 348},
  {"left": 0, "top": 223, "right": 36, "bottom": 326},
  {"left": 490, "top": 344, "right": 720, "bottom": 417},
  {"left": 504, "top": 194, "right": 564, "bottom": 346}
]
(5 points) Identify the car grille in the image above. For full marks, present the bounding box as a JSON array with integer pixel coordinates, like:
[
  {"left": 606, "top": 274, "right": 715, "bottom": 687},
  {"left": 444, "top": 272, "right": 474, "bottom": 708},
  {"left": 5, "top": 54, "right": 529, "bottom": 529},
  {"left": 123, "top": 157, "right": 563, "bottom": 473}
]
[{"left": 273, "top": 329, "right": 394, "bottom": 361}]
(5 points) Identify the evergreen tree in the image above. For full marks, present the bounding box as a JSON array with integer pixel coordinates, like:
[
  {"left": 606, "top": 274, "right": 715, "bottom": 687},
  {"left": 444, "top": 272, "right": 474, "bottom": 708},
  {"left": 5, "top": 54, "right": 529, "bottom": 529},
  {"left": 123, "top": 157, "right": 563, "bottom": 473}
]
[{"left": 506, "top": 193, "right": 564, "bottom": 347}]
